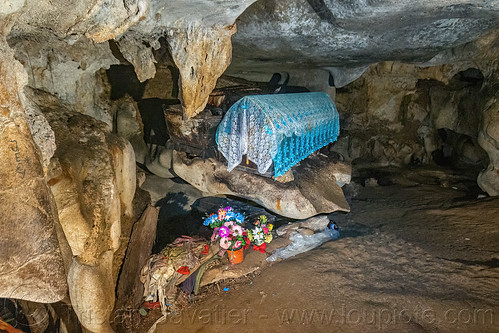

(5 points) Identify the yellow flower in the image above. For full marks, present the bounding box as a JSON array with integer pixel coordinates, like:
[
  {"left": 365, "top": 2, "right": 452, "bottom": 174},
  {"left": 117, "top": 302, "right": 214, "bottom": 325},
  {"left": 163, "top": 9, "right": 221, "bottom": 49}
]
[
  {"left": 265, "top": 234, "right": 273, "bottom": 243},
  {"left": 247, "top": 232, "right": 254, "bottom": 241},
  {"left": 268, "top": 224, "right": 273, "bottom": 231}
]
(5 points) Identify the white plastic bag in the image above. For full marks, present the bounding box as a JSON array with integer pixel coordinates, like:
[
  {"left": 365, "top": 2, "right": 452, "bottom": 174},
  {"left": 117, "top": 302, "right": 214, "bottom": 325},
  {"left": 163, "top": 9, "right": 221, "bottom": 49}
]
[{"left": 266, "top": 225, "right": 340, "bottom": 262}]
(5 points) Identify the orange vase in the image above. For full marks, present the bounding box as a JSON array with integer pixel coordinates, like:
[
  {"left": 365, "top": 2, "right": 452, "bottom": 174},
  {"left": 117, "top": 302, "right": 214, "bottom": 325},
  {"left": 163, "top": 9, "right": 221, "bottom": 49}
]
[{"left": 228, "top": 248, "right": 244, "bottom": 264}]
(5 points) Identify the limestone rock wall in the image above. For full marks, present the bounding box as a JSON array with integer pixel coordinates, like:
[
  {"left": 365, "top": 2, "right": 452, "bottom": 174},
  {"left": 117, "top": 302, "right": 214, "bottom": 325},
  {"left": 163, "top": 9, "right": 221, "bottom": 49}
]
[
  {"left": 27, "top": 88, "right": 136, "bottom": 332},
  {"left": 9, "top": 36, "right": 118, "bottom": 124},
  {"left": 0, "top": 28, "right": 67, "bottom": 302},
  {"left": 477, "top": 67, "right": 499, "bottom": 195},
  {"left": 331, "top": 61, "right": 492, "bottom": 173}
]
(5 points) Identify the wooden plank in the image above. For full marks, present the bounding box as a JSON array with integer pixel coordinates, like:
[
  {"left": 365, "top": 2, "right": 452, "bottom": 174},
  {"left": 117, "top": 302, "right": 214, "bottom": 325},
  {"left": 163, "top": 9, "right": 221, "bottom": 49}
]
[{"left": 116, "top": 205, "right": 159, "bottom": 309}]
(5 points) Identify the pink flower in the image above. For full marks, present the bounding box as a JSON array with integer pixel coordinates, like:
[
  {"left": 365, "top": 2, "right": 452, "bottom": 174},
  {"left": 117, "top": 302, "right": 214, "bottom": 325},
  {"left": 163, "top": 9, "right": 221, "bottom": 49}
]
[
  {"left": 232, "top": 225, "right": 244, "bottom": 236},
  {"left": 223, "top": 221, "right": 235, "bottom": 230},
  {"left": 233, "top": 240, "right": 242, "bottom": 249},
  {"left": 211, "top": 228, "right": 219, "bottom": 242},
  {"left": 219, "top": 226, "right": 230, "bottom": 238},
  {"left": 220, "top": 237, "right": 231, "bottom": 249},
  {"left": 263, "top": 227, "right": 269, "bottom": 234}
]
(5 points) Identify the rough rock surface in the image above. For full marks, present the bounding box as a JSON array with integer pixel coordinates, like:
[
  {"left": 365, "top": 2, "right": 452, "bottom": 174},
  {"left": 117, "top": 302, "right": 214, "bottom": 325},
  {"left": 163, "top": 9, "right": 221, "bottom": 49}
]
[
  {"left": 477, "top": 88, "right": 499, "bottom": 195},
  {"left": 9, "top": 36, "right": 118, "bottom": 121},
  {"left": 140, "top": 174, "right": 205, "bottom": 207},
  {"left": 172, "top": 151, "right": 349, "bottom": 219},
  {"left": 166, "top": 24, "right": 237, "bottom": 118},
  {"left": 28, "top": 88, "right": 136, "bottom": 332},
  {"left": 9, "top": 0, "right": 256, "bottom": 120},
  {"left": 112, "top": 95, "right": 148, "bottom": 164},
  {"left": 326, "top": 59, "right": 495, "bottom": 190},
  {"left": 229, "top": 0, "right": 499, "bottom": 81},
  {"left": 113, "top": 0, "right": 256, "bottom": 117},
  {"left": 277, "top": 215, "right": 331, "bottom": 237},
  {"left": 144, "top": 145, "right": 175, "bottom": 179},
  {"left": 0, "top": 33, "right": 67, "bottom": 303}
]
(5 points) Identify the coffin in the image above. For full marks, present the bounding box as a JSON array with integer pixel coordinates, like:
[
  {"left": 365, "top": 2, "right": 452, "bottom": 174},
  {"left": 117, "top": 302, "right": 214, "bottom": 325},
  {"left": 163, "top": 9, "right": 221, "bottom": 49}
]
[{"left": 216, "top": 92, "right": 340, "bottom": 177}]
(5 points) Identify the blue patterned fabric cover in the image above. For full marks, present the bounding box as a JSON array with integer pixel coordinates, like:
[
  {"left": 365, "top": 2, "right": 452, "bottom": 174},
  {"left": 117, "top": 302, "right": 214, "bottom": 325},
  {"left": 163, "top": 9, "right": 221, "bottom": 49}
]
[{"left": 216, "top": 92, "right": 340, "bottom": 177}]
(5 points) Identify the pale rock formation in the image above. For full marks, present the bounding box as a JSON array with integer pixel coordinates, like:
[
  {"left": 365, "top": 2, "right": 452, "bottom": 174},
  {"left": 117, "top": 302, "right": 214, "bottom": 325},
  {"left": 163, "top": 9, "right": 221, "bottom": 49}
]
[
  {"left": 114, "top": 0, "right": 256, "bottom": 117},
  {"left": 28, "top": 88, "right": 136, "bottom": 332},
  {"left": 68, "top": 252, "right": 115, "bottom": 333},
  {"left": 167, "top": 23, "right": 237, "bottom": 118},
  {"left": 477, "top": 90, "right": 499, "bottom": 195},
  {"left": 172, "top": 151, "right": 349, "bottom": 219},
  {"left": 115, "top": 33, "right": 158, "bottom": 82},
  {"left": 9, "top": 37, "right": 118, "bottom": 122},
  {"left": 140, "top": 174, "right": 204, "bottom": 207},
  {"left": 332, "top": 60, "right": 491, "bottom": 170},
  {"left": 144, "top": 144, "right": 175, "bottom": 179},
  {"left": 0, "top": 28, "right": 67, "bottom": 303},
  {"left": 112, "top": 95, "right": 148, "bottom": 164}
]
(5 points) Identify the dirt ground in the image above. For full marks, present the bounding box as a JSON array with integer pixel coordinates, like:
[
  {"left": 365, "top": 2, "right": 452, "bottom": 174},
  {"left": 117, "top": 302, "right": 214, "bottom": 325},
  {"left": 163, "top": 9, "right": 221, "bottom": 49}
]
[{"left": 143, "top": 172, "right": 499, "bottom": 333}]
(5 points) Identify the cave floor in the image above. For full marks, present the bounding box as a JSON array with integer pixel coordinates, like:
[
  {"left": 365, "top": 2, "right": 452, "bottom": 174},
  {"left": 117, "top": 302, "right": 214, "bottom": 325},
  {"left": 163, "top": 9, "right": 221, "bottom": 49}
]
[{"left": 148, "top": 182, "right": 499, "bottom": 333}]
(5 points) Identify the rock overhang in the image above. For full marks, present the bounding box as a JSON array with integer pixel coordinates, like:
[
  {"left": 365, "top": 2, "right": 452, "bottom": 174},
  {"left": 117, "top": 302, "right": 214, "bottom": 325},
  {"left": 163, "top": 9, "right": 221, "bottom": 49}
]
[{"left": 228, "top": 0, "right": 499, "bottom": 82}]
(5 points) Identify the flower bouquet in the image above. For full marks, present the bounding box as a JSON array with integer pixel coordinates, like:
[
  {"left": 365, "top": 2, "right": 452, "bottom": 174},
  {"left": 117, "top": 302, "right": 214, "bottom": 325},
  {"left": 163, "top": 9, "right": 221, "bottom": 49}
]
[
  {"left": 247, "top": 215, "right": 274, "bottom": 253},
  {"left": 203, "top": 207, "right": 249, "bottom": 264}
]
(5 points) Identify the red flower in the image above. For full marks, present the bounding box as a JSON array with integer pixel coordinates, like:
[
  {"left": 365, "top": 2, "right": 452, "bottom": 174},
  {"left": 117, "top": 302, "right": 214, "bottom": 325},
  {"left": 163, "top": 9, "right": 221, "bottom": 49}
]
[
  {"left": 253, "top": 243, "right": 267, "bottom": 253},
  {"left": 176, "top": 266, "right": 190, "bottom": 275},
  {"left": 201, "top": 244, "right": 209, "bottom": 255},
  {"left": 143, "top": 301, "right": 161, "bottom": 309},
  {"left": 243, "top": 231, "right": 247, "bottom": 236}
]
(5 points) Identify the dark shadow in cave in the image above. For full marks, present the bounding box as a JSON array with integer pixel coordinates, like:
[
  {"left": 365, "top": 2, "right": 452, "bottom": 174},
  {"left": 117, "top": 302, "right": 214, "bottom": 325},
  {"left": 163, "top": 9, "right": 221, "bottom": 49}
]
[
  {"left": 152, "top": 190, "right": 208, "bottom": 253},
  {"left": 137, "top": 98, "right": 179, "bottom": 146},
  {"left": 106, "top": 65, "right": 146, "bottom": 101}
]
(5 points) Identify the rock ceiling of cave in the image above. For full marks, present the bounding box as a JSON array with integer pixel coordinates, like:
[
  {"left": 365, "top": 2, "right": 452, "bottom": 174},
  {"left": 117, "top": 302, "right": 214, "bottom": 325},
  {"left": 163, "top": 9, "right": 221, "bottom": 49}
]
[
  {"left": 4, "top": 0, "right": 499, "bottom": 114},
  {"left": 228, "top": 0, "right": 499, "bottom": 80}
]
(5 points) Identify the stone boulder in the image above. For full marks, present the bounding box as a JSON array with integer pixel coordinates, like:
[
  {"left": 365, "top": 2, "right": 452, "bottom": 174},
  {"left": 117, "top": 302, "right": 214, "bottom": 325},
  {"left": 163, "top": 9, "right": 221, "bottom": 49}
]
[{"left": 172, "top": 151, "right": 349, "bottom": 219}]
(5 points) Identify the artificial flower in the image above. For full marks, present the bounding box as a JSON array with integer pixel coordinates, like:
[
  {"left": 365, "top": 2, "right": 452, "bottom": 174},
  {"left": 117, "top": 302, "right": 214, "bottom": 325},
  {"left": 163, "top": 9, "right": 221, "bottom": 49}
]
[
  {"left": 247, "top": 215, "right": 274, "bottom": 249},
  {"left": 233, "top": 225, "right": 244, "bottom": 236},
  {"left": 265, "top": 234, "right": 273, "bottom": 243},
  {"left": 177, "top": 266, "right": 190, "bottom": 275},
  {"left": 219, "top": 226, "right": 230, "bottom": 238},
  {"left": 235, "top": 213, "right": 245, "bottom": 224},
  {"left": 223, "top": 221, "right": 235, "bottom": 230},
  {"left": 225, "top": 211, "right": 236, "bottom": 221},
  {"left": 203, "top": 214, "right": 216, "bottom": 226},
  {"left": 211, "top": 228, "right": 219, "bottom": 242},
  {"left": 220, "top": 237, "right": 231, "bottom": 249},
  {"left": 218, "top": 208, "right": 227, "bottom": 220},
  {"left": 204, "top": 207, "right": 248, "bottom": 255}
]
